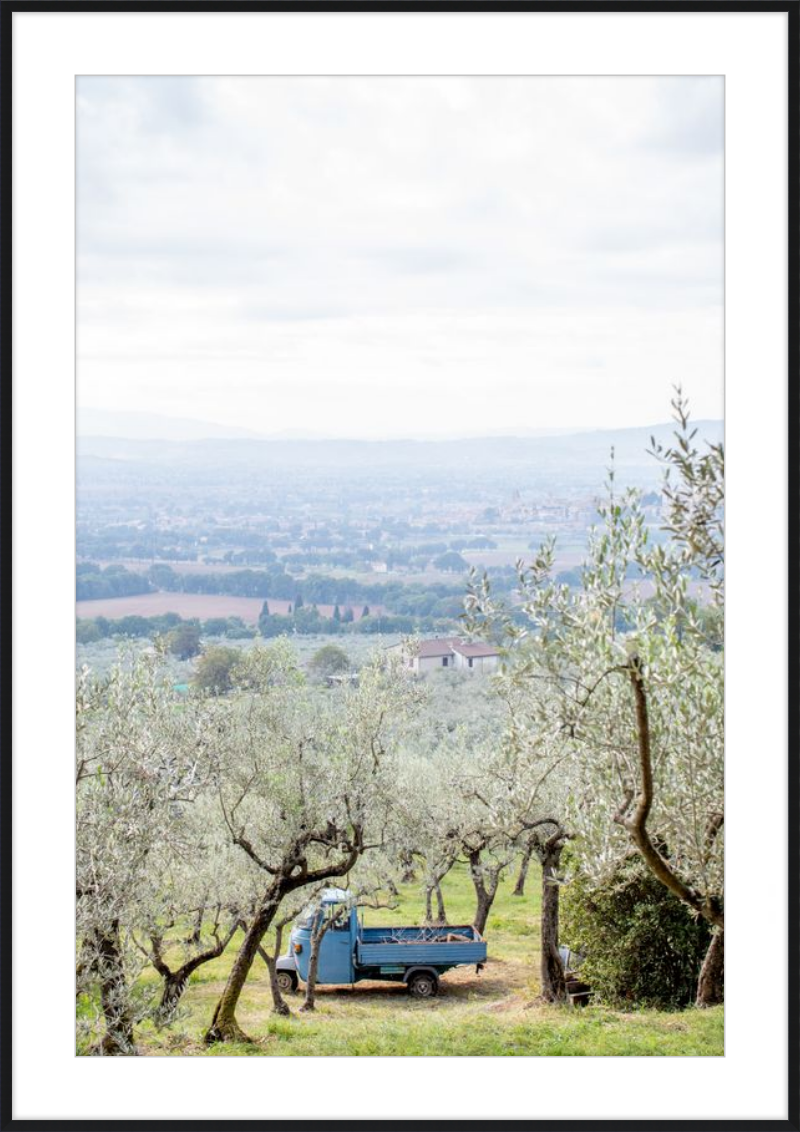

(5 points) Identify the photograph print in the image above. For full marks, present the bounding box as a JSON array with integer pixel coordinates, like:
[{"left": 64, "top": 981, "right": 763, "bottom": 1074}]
[{"left": 75, "top": 75, "right": 724, "bottom": 1057}]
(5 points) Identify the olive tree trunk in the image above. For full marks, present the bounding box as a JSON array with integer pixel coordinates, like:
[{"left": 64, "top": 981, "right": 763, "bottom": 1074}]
[
  {"left": 94, "top": 923, "right": 135, "bottom": 1056},
  {"left": 257, "top": 925, "right": 291, "bottom": 1017},
  {"left": 696, "top": 927, "right": 724, "bottom": 1007},
  {"left": 618, "top": 661, "right": 724, "bottom": 932},
  {"left": 400, "top": 850, "right": 416, "bottom": 884},
  {"left": 513, "top": 841, "right": 535, "bottom": 897},
  {"left": 189, "top": 903, "right": 205, "bottom": 946},
  {"left": 204, "top": 843, "right": 359, "bottom": 1044},
  {"left": 301, "top": 904, "right": 349, "bottom": 1012},
  {"left": 424, "top": 879, "right": 448, "bottom": 926},
  {"left": 149, "top": 920, "right": 239, "bottom": 1025},
  {"left": 300, "top": 920, "right": 327, "bottom": 1013},
  {"left": 539, "top": 841, "right": 567, "bottom": 1003},
  {"left": 158, "top": 972, "right": 189, "bottom": 1020},
  {"left": 205, "top": 898, "right": 280, "bottom": 1043},
  {"left": 434, "top": 880, "right": 447, "bottom": 925},
  {"left": 467, "top": 850, "right": 504, "bottom": 936}
]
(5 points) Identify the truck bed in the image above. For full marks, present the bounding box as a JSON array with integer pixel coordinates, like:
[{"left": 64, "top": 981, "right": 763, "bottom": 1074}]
[{"left": 356, "top": 924, "right": 487, "bottom": 968}]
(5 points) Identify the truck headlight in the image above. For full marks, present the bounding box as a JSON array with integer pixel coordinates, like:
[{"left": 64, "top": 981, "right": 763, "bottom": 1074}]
[{"left": 293, "top": 943, "right": 303, "bottom": 954}]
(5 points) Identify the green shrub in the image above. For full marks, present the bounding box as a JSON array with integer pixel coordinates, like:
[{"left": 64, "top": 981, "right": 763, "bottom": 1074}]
[
  {"left": 193, "top": 645, "right": 242, "bottom": 695},
  {"left": 308, "top": 644, "right": 351, "bottom": 681},
  {"left": 76, "top": 619, "right": 101, "bottom": 644},
  {"left": 560, "top": 855, "right": 711, "bottom": 1010}
]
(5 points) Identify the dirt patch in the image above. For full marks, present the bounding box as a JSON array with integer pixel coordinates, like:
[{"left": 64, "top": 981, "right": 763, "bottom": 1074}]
[
  {"left": 76, "top": 592, "right": 265, "bottom": 623},
  {"left": 266, "top": 956, "right": 523, "bottom": 1008},
  {"left": 485, "top": 997, "right": 520, "bottom": 1014}
]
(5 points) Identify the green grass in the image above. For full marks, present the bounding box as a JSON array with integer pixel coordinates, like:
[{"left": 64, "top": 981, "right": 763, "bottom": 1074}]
[{"left": 108, "top": 863, "right": 723, "bottom": 1057}]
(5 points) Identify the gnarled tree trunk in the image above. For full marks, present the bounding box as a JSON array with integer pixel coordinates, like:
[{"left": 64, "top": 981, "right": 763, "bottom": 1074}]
[
  {"left": 696, "top": 927, "right": 724, "bottom": 1007},
  {"left": 513, "top": 840, "right": 534, "bottom": 897},
  {"left": 424, "top": 880, "right": 448, "bottom": 926},
  {"left": 300, "top": 919, "right": 326, "bottom": 1013},
  {"left": 539, "top": 839, "right": 567, "bottom": 1003},
  {"left": 204, "top": 842, "right": 359, "bottom": 1043},
  {"left": 614, "top": 660, "right": 725, "bottom": 1006},
  {"left": 434, "top": 880, "right": 447, "bottom": 926},
  {"left": 205, "top": 900, "right": 277, "bottom": 1044},
  {"left": 467, "top": 850, "right": 503, "bottom": 936},
  {"left": 400, "top": 850, "right": 416, "bottom": 884},
  {"left": 158, "top": 972, "right": 190, "bottom": 1020},
  {"left": 257, "top": 925, "right": 291, "bottom": 1017},
  {"left": 301, "top": 904, "right": 349, "bottom": 1012},
  {"left": 619, "top": 660, "right": 724, "bottom": 932},
  {"left": 94, "top": 923, "right": 135, "bottom": 1056},
  {"left": 149, "top": 919, "right": 239, "bottom": 1025}
]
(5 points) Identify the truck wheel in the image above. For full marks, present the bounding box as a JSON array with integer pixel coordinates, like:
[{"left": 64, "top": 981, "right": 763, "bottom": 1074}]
[
  {"left": 276, "top": 971, "right": 298, "bottom": 994},
  {"left": 407, "top": 972, "right": 438, "bottom": 999}
]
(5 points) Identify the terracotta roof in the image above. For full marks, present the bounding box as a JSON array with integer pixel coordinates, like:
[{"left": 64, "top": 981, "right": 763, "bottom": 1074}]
[
  {"left": 416, "top": 638, "right": 460, "bottom": 658},
  {"left": 413, "top": 638, "right": 500, "bottom": 659},
  {"left": 450, "top": 641, "right": 500, "bottom": 658}
]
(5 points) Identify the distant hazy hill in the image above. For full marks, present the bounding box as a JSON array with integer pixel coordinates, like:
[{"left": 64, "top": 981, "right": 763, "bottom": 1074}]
[
  {"left": 77, "top": 420, "right": 723, "bottom": 474},
  {"left": 77, "top": 408, "right": 267, "bottom": 442}
]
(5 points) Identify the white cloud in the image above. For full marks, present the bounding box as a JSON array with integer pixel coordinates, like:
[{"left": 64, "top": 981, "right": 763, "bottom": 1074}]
[{"left": 77, "top": 75, "right": 724, "bottom": 436}]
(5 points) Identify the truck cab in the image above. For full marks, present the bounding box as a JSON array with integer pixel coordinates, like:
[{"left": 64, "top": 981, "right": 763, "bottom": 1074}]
[{"left": 291, "top": 888, "right": 356, "bottom": 985}]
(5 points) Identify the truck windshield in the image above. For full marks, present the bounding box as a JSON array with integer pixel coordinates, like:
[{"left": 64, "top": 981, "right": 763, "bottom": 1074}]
[
  {"left": 296, "top": 900, "right": 349, "bottom": 931},
  {"left": 295, "top": 905, "right": 317, "bottom": 930},
  {"left": 328, "top": 905, "right": 349, "bottom": 930}
]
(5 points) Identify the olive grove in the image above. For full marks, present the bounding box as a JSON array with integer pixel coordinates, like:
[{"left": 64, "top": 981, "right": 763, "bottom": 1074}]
[{"left": 75, "top": 394, "right": 724, "bottom": 1053}]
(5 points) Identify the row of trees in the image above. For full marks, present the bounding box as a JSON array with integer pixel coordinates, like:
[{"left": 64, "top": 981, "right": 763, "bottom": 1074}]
[
  {"left": 98, "top": 566, "right": 526, "bottom": 617},
  {"left": 77, "top": 615, "right": 258, "bottom": 652},
  {"left": 78, "top": 533, "right": 499, "bottom": 576},
  {"left": 146, "top": 564, "right": 514, "bottom": 614},
  {"left": 76, "top": 563, "right": 153, "bottom": 601},
  {"left": 258, "top": 609, "right": 446, "bottom": 638}
]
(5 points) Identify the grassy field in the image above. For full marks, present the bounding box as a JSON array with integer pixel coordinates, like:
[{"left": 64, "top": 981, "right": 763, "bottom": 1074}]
[
  {"left": 76, "top": 633, "right": 405, "bottom": 682},
  {"left": 121, "top": 864, "right": 723, "bottom": 1058}
]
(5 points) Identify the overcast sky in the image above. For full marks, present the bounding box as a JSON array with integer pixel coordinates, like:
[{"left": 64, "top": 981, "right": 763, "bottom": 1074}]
[{"left": 77, "top": 76, "right": 723, "bottom": 439}]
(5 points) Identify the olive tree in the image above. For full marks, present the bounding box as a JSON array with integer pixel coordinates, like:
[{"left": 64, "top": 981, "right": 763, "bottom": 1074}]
[
  {"left": 76, "top": 651, "right": 209, "bottom": 1054},
  {"left": 455, "top": 706, "right": 575, "bottom": 1000},
  {"left": 255, "top": 887, "right": 326, "bottom": 1018},
  {"left": 648, "top": 388, "right": 724, "bottom": 609},
  {"left": 415, "top": 734, "right": 525, "bottom": 938},
  {"left": 466, "top": 399, "right": 724, "bottom": 1006},
  {"left": 129, "top": 814, "right": 255, "bottom": 1024},
  {"left": 202, "top": 643, "right": 421, "bottom": 1044},
  {"left": 394, "top": 754, "right": 461, "bottom": 926}
]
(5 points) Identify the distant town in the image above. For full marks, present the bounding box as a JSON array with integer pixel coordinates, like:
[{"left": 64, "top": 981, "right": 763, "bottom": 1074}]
[{"left": 76, "top": 419, "right": 719, "bottom": 649}]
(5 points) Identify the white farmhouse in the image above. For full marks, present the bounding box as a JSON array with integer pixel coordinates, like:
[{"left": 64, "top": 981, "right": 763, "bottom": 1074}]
[
  {"left": 392, "top": 637, "right": 501, "bottom": 675},
  {"left": 449, "top": 641, "right": 501, "bottom": 674}
]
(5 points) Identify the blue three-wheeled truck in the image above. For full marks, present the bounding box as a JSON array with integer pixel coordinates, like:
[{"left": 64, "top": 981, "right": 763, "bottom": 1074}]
[{"left": 276, "top": 888, "right": 488, "bottom": 999}]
